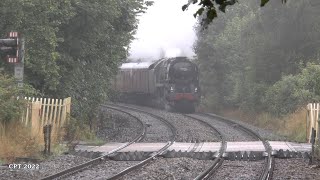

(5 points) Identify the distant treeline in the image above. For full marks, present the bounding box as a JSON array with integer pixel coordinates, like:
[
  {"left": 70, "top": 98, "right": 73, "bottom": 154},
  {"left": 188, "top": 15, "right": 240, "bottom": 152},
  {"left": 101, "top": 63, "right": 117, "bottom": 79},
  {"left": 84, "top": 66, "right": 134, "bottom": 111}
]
[{"left": 195, "top": 0, "right": 320, "bottom": 116}]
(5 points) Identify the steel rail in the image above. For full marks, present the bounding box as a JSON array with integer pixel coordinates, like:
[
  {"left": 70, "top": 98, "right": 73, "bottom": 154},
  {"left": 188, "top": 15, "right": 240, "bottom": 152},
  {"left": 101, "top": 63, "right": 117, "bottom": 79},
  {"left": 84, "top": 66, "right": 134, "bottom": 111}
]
[
  {"left": 183, "top": 114, "right": 226, "bottom": 180},
  {"left": 40, "top": 105, "right": 147, "bottom": 180},
  {"left": 104, "top": 103, "right": 177, "bottom": 180},
  {"left": 198, "top": 113, "right": 275, "bottom": 180},
  {"left": 105, "top": 103, "right": 177, "bottom": 142}
]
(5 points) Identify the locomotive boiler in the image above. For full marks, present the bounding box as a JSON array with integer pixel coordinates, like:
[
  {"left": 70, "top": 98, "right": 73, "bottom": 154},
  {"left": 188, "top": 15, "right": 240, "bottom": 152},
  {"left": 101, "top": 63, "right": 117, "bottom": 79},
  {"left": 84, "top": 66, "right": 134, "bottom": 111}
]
[{"left": 113, "top": 57, "right": 200, "bottom": 113}]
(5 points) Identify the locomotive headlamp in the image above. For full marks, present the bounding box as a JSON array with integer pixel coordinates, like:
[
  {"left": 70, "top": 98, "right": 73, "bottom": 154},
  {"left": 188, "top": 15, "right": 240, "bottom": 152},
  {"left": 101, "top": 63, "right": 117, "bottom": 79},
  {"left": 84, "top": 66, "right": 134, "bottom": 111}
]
[{"left": 170, "top": 86, "right": 174, "bottom": 92}]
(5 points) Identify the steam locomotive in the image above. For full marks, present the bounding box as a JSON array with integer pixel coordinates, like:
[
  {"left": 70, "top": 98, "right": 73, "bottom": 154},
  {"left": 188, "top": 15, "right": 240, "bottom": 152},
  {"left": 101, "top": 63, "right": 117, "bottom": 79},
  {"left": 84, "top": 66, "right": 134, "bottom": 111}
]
[{"left": 112, "top": 57, "right": 200, "bottom": 113}]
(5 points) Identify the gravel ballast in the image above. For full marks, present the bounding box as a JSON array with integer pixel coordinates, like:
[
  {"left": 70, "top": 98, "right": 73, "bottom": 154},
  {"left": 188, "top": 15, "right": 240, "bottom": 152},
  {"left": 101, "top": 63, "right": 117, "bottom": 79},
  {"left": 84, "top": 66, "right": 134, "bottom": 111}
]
[
  {"left": 0, "top": 155, "right": 90, "bottom": 180},
  {"left": 273, "top": 158, "right": 320, "bottom": 180},
  {"left": 97, "top": 108, "right": 142, "bottom": 142},
  {"left": 64, "top": 160, "right": 138, "bottom": 180},
  {"left": 188, "top": 114, "right": 257, "bottom": 141},
  {"left": 1, "top": 104, "right": 315, "bottom": 180},
  {"left": 207, "top": 113, "right": 287, "bottom": 141},
  {"left": 209, "top": 160, "right": 265, "bottom": 180},
  {"left": 119, "top": 157, "right": 212, "bottom": 180},
  {"left": 120, "top": 110, "right": 174, "bottom": 142},
  {"left": 121, "top": 104, "right": 221, "bottom": 142}
]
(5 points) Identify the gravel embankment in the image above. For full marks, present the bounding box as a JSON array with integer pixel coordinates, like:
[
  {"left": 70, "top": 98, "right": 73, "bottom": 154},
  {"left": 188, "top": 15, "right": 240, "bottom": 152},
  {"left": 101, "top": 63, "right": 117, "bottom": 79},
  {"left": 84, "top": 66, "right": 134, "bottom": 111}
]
[
  {"left": 0, "top": 155, "right": 90, "bottom": 180},
  {"left": 2, "top": 104, "right": 314, "bottom": 179},
  {"left": 207, "top": 113, "right": 287, "bottom": 141},
  {"left": 121, "top": 105, "right": 221, "bottom": 142},
  {"left": 119, "top": 157, "right": 212, "bottom": 180},
  {"left": 97, "top": 108, "right": 142, "bottom": 142},
  {"left": 209, "top": 160, "right": 265, "bottom": 180},
  {"left": 273, "top": 158, "right": 320, "bottom": 180},
  {"left": 119, "top": 109, "right": 174, "bottom": 142},
  {"left": 188, "top": 114, "right": 257, "bottom": 141},
  {"left": 64, "top": 160, "right": 138, "bottom": 180},
  {"left": 120, "top": 105, "right": 273, "bottom": 178}
]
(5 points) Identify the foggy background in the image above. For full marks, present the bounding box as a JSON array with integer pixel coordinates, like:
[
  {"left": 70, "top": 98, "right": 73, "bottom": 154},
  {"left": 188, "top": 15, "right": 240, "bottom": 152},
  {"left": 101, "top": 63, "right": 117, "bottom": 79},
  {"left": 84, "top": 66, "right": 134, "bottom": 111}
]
[{"left": 129, "top": 0, "right": 198, "bottom": 60}]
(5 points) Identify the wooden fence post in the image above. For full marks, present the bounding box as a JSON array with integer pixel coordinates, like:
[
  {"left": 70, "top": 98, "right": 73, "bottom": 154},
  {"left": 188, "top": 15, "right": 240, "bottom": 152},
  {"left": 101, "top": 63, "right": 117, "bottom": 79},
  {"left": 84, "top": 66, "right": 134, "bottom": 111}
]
[
  {"left": 307, "top": 104, "right": 310, "bottom": 142},
  {"left": 316, "top": 103, "right": 319, "bottom": 141},
  {"left": 65, "top": 97, "right": 71, "bottom": 124},
  {"left": 56, "top": 99, "right": 62, "bottom": 128},
  {"left": 309, "top": 104, "right": 314, "bottom": 143},
  {"left": 60, "top": 98, "right": 67, "bottom": 127},
  {"left": 45, "top": 98, "right": 51, "bottom": 125},
  {"left": 41, "top": 98, "right": 46, "bottom": 126},
  {"left": 31, "top": 101, "right": 41, "bottom": 136}
]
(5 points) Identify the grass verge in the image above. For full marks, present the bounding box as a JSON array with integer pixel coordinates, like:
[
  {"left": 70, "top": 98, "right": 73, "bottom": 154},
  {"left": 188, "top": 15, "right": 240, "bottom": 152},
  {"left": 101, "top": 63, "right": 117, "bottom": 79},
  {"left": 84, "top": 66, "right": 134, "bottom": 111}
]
[
  {"left": 63, "top": 116, "right": 105, "bottom": 150},
  {"left": 0, "top": 121, "right": 43, "bottom": 163},
  {"left": 220, "top": 108, "right": 307, "bottom": 142}
]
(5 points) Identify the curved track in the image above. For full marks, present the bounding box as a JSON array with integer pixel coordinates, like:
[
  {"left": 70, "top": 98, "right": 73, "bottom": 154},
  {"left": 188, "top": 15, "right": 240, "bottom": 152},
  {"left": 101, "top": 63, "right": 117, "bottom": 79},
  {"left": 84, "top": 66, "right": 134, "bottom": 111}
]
[
  {"left": 104, "top": 103, "right": 177, "bottom": 179},
  {"left": 40, "top": 104, "right": 274, "bottom": 180},
  {"left": 196, "top": 113, "right": 275, "bottom": 180},
  {"left": 112, "top": 104, "right": 225, "bottom": 179},
  {"left": 183, "top": 114, "right": 226, "bottom": 180},
  {"left": 113, "top": 103, "right": 274, "bottom": 179},
  {"left": 40, "top": 104, "right": 148, "bottom": 180}
]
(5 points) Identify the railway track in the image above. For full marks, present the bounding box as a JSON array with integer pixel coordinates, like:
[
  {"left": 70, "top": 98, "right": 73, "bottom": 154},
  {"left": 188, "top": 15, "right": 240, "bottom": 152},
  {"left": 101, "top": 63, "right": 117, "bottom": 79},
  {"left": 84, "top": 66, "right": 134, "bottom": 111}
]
[
  {"left": 193, "top": 113, "right": 275, "bottom": 180},
  {"left": 40, "top": 104, "right": 149, "bottom": 180},
  {"left": 113, "top": 103, "right": 275, "bottom": 179},
  {"left": 42, "top": 104, "right": 275, "bottom": 179},
  {"left": 41, "top": 103, "right": 178, "bottom": 180},
  {"left": 183, "top": 114, "right": 226, "bottom": 179},
  {"left": 1, "top": 103, "right": 314, "bottom": 179},
  {"left": 103, "top": 103, "right": 177, "bottom": 179},
  {"left": 109, "top": 105, "right": 226, "bottom": 180}
]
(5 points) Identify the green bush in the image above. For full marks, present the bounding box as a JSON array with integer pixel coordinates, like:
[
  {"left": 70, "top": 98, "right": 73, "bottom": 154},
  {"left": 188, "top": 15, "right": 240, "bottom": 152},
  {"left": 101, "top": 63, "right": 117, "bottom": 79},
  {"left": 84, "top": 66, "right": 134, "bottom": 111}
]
[
  {"left": 265, "top": 75, "right": 300, "bottom": 116},
  {"left": 0, "top": 74, "right": 37, "bottom": 126},
  {"left": 264, "top": 63, "right": 320, "bottom": 116},
  {"left": 239, "top": 83, "right": 268, "bottom": 112}
]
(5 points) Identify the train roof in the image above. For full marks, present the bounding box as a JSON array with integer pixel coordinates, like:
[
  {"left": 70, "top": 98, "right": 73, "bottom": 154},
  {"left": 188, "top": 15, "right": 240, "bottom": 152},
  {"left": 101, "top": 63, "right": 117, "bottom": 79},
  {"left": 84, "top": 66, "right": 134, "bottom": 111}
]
[
  {"left": 120, "top": 61, "right": 155, "bottom": 69},
  {"left": 119, "top": 57, "right": 194, "bottom": 70}
]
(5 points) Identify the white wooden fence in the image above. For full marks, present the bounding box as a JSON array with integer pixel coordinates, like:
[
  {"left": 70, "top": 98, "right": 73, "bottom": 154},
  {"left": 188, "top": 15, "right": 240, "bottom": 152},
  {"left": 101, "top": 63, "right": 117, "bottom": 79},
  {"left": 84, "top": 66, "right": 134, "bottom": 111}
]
[
  {"left": 21, "top": 97, "right": 71, "bottom": 134},
  {"left": 307, "top": 103, "right": 320, "bottom": 143}
]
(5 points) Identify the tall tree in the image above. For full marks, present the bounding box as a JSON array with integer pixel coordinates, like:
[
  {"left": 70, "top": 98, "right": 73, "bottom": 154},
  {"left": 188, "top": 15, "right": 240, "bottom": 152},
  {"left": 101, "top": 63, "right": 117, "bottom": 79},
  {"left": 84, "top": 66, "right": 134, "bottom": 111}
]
[
  {"left": 183, "top": 0, "right": 287, "bottom": 28},
  {"left": 0, "top": 0, "right": 74, "bottom": 93},
  {"left": 195, "top": 0, "right": 320, "bottom": 113},
  {"left": 0, "top": 0, "right": 150, "bottom": 127},
  {"left": 55, "top": 0, "right": 147, "bottom": 126}
]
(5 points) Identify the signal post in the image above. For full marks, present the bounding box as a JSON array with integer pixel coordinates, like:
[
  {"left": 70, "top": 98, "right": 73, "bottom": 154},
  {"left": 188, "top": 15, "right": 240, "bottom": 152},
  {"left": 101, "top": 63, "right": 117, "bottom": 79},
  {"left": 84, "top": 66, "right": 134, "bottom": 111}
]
[{"left": 0, "top": 32, "right": 25, "bottom": 88}]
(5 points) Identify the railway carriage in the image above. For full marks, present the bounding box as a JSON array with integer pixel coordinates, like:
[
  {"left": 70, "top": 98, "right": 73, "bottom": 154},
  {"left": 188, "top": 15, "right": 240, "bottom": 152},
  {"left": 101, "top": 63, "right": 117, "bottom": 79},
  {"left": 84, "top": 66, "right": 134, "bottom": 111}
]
[{"left": 113, "top": 57, "right": 200, "bottom": 113}]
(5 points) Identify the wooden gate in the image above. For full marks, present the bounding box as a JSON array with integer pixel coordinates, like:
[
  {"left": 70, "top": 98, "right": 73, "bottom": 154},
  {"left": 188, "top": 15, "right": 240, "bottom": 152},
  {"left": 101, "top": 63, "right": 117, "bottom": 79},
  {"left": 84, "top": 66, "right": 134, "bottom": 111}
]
[{"left": 21, "top": 97, "right": 71, "bottom": 138}]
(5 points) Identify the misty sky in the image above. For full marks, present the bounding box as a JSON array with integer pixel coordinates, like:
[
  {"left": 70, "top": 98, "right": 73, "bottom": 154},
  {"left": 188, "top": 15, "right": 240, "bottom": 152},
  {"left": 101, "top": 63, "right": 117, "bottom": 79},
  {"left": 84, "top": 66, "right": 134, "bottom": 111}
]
[{"left": 129, "top": 0, "right": 198, "bottom": 60}]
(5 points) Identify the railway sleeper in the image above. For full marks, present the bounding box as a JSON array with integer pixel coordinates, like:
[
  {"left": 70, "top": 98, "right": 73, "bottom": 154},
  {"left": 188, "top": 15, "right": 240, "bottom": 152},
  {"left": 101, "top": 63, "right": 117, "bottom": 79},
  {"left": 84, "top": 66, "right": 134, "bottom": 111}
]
[
  {"left": 71, "top": 150, "right": 103, "bottom": 159},
  {"left": 273, "top": 149, "right": 310, "bottom": 159},
  {"left": 109, "top": 151, "right": 152, "bottom": 161},
  {"left": 223, "top": 151, "right": 265, "bottom": 161},
  {"left": 71, "top": 149, "right": 311, "bottom": 161},
  {"left": 161, "top": 150, "right": 217, "bottom": 160}
]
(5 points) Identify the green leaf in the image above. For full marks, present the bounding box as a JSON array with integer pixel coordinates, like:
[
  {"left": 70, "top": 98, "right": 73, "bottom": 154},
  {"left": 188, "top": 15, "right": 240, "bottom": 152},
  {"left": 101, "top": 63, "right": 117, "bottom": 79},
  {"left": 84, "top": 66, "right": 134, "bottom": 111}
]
[
  {"left": 215, "top": 0, "right": 226, "bottom": 5},
  {"left": 145, "top": 1, "right": 154, "bottom": 6},
  {"left": 219, "top": 4, "right": 227, "bottom": 13},
  {"left": 182, "top": 4, "right": 188, "bottom": 11},
  {"left": 207, "top": 9, "right": 217, "bottom": 20},
  {"left": 260, "top": 0, "right": 269, "bottom": 7},
  {"left": 196, "top": 7, "right": 205, "bottom": 16}
]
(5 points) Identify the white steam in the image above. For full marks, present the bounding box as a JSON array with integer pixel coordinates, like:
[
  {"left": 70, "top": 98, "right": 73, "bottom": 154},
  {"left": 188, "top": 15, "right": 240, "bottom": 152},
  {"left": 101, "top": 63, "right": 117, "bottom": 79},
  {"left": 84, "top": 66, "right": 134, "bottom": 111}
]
[{"left": 129, "top": 0, "right": 197, "bottom": 60}]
